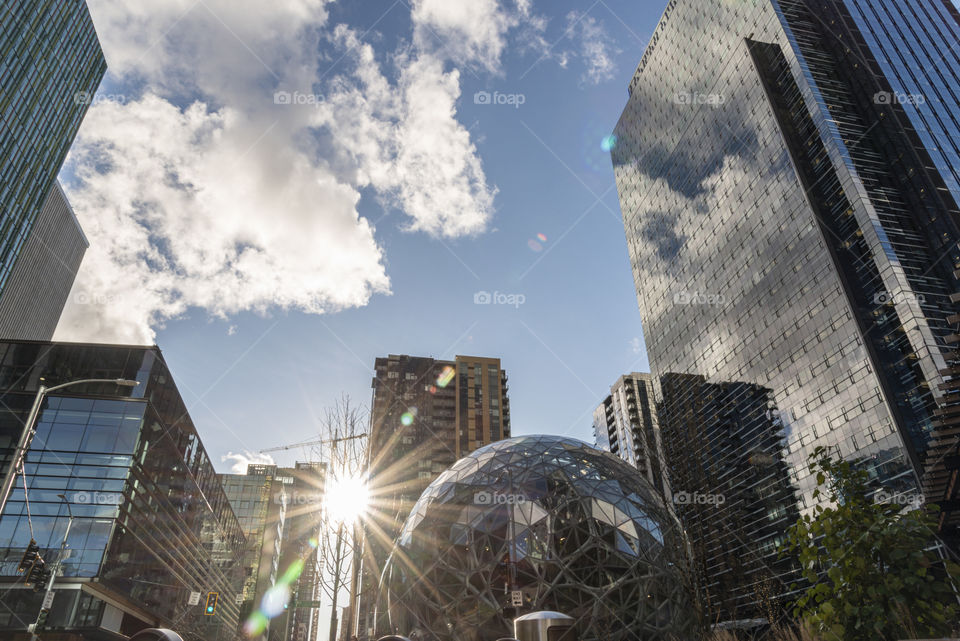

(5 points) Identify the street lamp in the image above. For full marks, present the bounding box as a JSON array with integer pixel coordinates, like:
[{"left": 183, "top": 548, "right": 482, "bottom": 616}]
[{"left": 0, "top": 377, "right": 140, "bottom": 516}]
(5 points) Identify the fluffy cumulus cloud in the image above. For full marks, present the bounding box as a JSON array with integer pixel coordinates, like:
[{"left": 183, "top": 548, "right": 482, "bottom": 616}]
[
  {"left": 55, "top": 0, "right": 621, "bottom": 343},
  {"left": 56, "top": 0, "right": 499, "bottom": 343},
  {"left": 411, "top": 0, "right": 527, "bottom": 72}
]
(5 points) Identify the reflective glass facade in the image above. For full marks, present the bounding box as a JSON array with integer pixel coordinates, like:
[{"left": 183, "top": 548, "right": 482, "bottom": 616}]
[
  {"left": 612, "top": 0, "right": 960, "bottom": 623},
  {"left": 0, "top": 0, "right": 105, "bottom": 293},
  {"left": 0, "top": 341, "right": 245, "bottom": 641},
  {"left": 379, "top": 436, "right": 696, "bottom": 641}
]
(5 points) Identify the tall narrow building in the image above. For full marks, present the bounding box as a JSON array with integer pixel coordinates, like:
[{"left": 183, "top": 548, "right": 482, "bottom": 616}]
[
  {"left": 0, "top": 182, "right": 88, "bottom": 340},
  {"left": 0, "top": 0, "right": 104, "bottom": 295},
  {"left": 357, "top": 354, "right": 510, "bottom": 638},
  {"left": 592, "top": 373, "right": 665, "bottom": 494},
  {"left": 612, "top": 0, "right": 960, "bottom": 623},
  {"left": 220, "top": 464, "right": 287, "bottom": 641}
]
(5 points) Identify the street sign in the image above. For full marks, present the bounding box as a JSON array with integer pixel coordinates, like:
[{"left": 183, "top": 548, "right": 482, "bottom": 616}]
[
  {"left": 41, "top": 591, "right": 54, "bottom": 610},
  {"left": 292, "top": 600, "right": 323, "bottom": 608},
  {"left": 188, "top": 591, "right": 201, "bottom": 606},
  {"left": 511, "top": 590, "right": 523, "bottom": 607}
]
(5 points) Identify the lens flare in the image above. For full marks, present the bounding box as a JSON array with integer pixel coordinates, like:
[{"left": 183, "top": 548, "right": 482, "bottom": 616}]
[
  {"left": 527, "top": 239, "right": 543, "bottom": 252},
  {"left": 243, "top": 559, "right": 304, "bottom": 636},
  {"left": 401, "top": 411, "right": 414, "bottom": 426},
  {"left": 537, "top": 233, "right": 547, "bottom": 242},
  {"left": 437, "top": 366, "right": 455, "bottom": 388},
  {"left": 600, "top": 134, "right": 617, "bottom": 151}
]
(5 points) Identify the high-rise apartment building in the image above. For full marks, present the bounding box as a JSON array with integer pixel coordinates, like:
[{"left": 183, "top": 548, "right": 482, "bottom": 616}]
[
  {"left": 0, "top": 340, "right": 245, "bottom": 640},
  {"left": 592, "top": 373, "right": 665, "bottom": 494},
  {"left": 357, "top": 354, "right": 510, "bottom": 637},
  {"left": 0, "top": 0, "right": 105, "bottom": 294},
  {"left": 612, "top": 0, "right": 960, "bottom": 622},
  {"left": 0, "top": 182, "right": 88, "bottom": 340}
]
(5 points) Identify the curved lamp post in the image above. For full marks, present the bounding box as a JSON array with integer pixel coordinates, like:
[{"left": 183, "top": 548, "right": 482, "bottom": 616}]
[{"left": 0, "top": 377, "right": 139, "bottom": 517}]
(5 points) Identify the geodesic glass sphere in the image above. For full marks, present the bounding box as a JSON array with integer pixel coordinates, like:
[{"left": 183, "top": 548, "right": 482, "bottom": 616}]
[{"left": 378, "top": 435, "right": 697, "bottom": 641}]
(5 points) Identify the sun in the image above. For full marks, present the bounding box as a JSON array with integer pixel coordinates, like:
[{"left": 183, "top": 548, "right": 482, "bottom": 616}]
[{"left": 325, "top": 473, "right": 370, "bottom": 523}]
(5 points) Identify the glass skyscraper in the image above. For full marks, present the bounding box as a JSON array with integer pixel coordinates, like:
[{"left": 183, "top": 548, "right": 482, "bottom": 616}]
[
  {"left": 612, "top": 0, "right": 960, "bottom": 623},
  {"left": 0, "top": 0, "right": 105, "bottom": 294},
  {"left": 0, "top": 341, "right": 245, "bottom": 640}
]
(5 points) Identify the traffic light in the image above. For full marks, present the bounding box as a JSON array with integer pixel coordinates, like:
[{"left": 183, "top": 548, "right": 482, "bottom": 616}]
[
  {"left": 204, "top": 591, "right": 218, "bottom": 615},
  {"left": 26, "top": 558, "right": 49, "bottom": 591},
  {"left": 17, "top": 539, "right": 40, "bottom": 574}
]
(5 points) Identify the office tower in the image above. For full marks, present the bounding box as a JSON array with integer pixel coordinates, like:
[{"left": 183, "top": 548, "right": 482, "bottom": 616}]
[
  {"left": 657, "top": 374, "right": 802, "bottom": 622},
  {"left": 358, "top": 354, "right": 510, "bottom": 637},
  {"left": 593, "top": 373, "right": 665, "bottom": 494},
  {"left": 0, "top": 340, "right": 245, "bottom": 640},
  {"left": 223, "top": 462, "right": 325, "bottom": 641},
  {"left": 277, "top": 462, "right": 325, "bottom": 641},
  {"left": 0, "top": 182, "right": 88, "bottom": 340},
  {"left": 220, "top": 464, "right": 288, "bottom": 641},
  {"left": 612, "top": 0, "right": 960, "bottom": 621},
  {"left": 0, "top": 0, "right": 105, "bottom": 294}
]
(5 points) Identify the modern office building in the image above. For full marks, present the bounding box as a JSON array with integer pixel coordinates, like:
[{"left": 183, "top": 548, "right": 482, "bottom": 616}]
[
  {"left": 0, "top": 0, "right": 105, "bottom": 294},
  {"left": 357, "top": 354, "right": 510, "bottom": 637},
  {"left": 593, "top": 373, "right": 665, "bottom": 494},
  {"left": 0, "top": 182, "right": 88, "bottom": 340},
  {"left": 220, "top": 464, "right": 288, "bottom": 641},
  {"left": 277, "top": 462, "right": 325, "bottom": 641},
  {"left": 611, "top": 0, "right": 960, "bottom": 621},
  {"left": 222, "top": 461, "right": 325, "bottom": 641},
  {"left": 0, "top": 340, "right": 245, "bottom": 640}
]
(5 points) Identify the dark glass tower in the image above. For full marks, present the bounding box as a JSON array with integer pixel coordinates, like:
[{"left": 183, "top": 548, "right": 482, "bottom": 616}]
[
  {"left": 0, "top": 341, "right": 245, "bottom": 640},
  {"left": 612, "top": 0, "right": 960, "bottom": 622},
  {"left": 0, "top": 0, "right": 105, "bottom": 292}
]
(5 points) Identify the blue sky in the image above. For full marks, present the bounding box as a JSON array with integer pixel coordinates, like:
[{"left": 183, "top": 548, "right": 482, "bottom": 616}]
[{"left": 58, "top": 0, "right": 666, "bottom": 472}]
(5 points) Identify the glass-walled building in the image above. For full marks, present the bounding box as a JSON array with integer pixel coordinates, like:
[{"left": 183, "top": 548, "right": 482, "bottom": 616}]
[
  {"left": 0, "top": 0, "right": 105, "bottom": 293},
  {"left": 0, "top": 340, "right": 245, "bottom": 640},
  {"left": 611, "top": 0, "right": 960, "bottom": 622}
]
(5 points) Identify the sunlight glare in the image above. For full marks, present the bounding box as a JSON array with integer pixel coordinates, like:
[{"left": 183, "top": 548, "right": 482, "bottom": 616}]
[{"left": 325, "top": 474, "right": 370, "bottom": 523}]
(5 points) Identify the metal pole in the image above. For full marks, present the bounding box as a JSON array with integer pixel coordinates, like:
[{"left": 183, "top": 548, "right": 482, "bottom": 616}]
[
  {"left": 29, "top": 505, "right": 73, "bottom": 640},
  {"left": 328, "top": 521, "right": 345, "bottom": 641},
  {"left": 0, "top": 385, "right": 46, "bottom": 518}
]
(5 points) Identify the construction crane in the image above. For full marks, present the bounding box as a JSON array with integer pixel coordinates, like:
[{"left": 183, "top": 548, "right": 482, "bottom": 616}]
[{"left": 259, "top": 433, "right": 367, "bottom": 454}]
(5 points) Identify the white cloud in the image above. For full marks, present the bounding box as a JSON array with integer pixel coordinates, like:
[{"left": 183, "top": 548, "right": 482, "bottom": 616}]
[
  {"left": 222, "top": 450, "right": 276, "bottom": 474},
  {"left": 56, "top": 0, "right": 499, "bottom": 343},
  {"left": 565, "top": 11, "right": 619, "bottom": 84},
  {"left": 57, "top": 94, "right": 389, "bottom": 344},
  {"left": 411, "top": 0, "right": 516, "bottom": 72}
]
